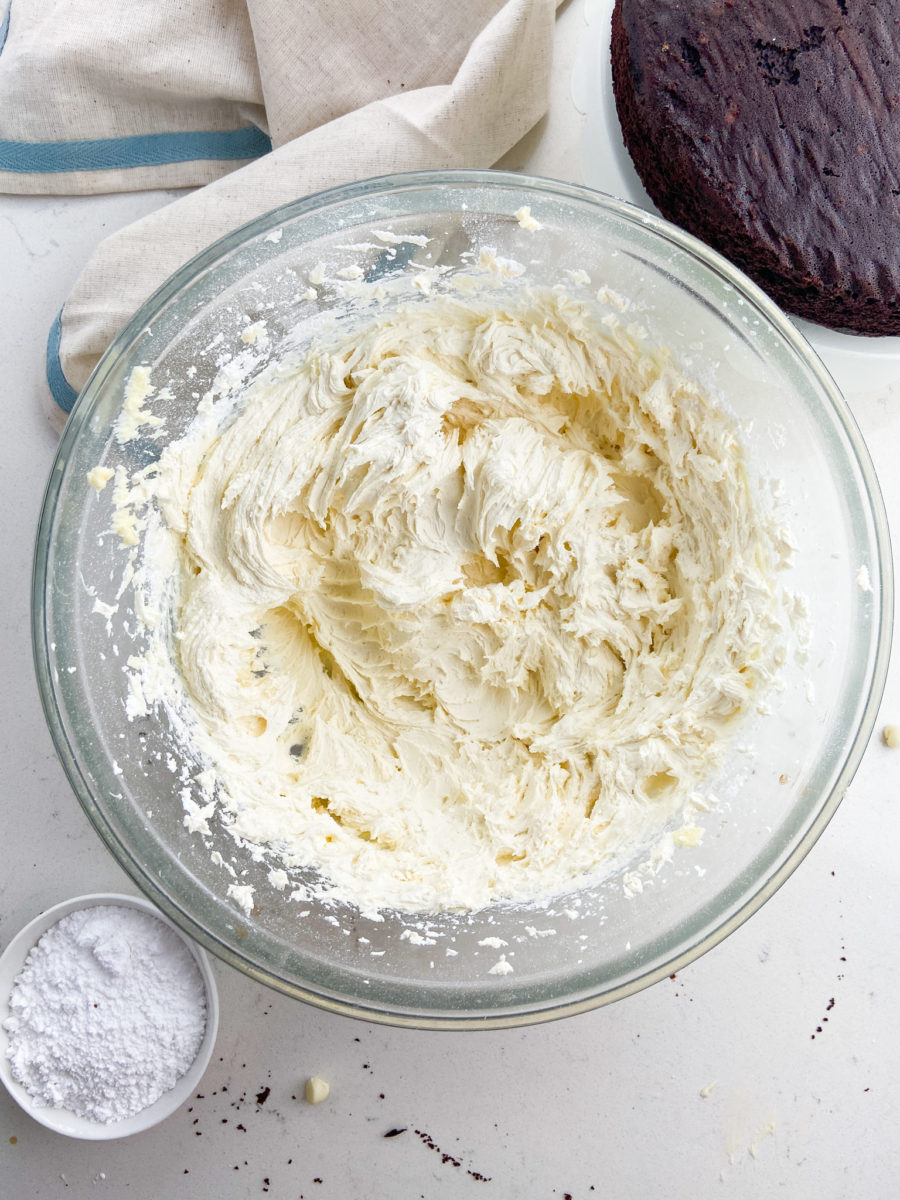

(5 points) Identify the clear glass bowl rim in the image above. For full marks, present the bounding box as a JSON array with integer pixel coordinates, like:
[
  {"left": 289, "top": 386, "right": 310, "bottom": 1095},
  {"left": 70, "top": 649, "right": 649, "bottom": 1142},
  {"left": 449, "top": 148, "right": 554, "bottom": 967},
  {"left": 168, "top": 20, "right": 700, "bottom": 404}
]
[{"left": 31, "top": 168, "right": 894, "bottom": 1029}]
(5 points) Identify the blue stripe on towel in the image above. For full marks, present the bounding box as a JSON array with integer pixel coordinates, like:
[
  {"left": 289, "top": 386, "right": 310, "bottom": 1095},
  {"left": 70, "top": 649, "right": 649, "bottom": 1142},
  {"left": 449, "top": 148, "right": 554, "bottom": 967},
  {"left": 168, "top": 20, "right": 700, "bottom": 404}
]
[
  {"left": 0, "top": 125, "right": 272, "bottom": 174},
  {"left": 0, "top": 4, "right": 11, "bottom": 56},
  {"left": 46, "top": 311, "right": 79, "bottom": 414}
]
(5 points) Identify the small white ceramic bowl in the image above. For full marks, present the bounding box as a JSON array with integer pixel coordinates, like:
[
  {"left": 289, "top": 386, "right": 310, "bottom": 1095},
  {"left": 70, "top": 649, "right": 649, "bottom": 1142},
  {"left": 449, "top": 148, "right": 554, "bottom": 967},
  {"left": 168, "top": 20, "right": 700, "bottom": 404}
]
[{"left": 0, "top": 892, "right": 219, "bottom": 1139}]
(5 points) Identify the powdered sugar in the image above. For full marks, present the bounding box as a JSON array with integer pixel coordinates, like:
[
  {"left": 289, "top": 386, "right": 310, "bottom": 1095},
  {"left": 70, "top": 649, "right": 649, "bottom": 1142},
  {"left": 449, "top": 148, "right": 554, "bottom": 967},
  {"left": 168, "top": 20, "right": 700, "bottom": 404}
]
[{"left": 3, "top": 905, "right": 207, "bottom": 1123}]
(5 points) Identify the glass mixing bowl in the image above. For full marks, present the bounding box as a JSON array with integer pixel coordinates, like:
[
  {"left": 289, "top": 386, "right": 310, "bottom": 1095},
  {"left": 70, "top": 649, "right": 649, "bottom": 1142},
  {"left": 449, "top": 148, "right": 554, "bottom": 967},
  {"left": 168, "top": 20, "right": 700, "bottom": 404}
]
[{"left": 32, "top": 171, "right": 892, "bottom": 1028}]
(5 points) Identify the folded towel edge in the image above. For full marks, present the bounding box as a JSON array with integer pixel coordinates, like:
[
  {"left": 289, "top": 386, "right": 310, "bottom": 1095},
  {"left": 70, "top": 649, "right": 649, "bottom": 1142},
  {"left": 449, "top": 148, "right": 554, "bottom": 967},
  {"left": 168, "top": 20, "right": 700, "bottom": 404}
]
[{"left": 46, "top": 310, "right": 79, "bottom": 413}]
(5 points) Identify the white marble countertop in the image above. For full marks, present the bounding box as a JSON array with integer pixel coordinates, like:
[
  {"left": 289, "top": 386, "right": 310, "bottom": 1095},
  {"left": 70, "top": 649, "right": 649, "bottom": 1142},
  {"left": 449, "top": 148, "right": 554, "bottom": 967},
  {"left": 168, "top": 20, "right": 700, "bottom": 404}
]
[{"left": 3, "top": 4, "right": 900, "bottom": 1196}]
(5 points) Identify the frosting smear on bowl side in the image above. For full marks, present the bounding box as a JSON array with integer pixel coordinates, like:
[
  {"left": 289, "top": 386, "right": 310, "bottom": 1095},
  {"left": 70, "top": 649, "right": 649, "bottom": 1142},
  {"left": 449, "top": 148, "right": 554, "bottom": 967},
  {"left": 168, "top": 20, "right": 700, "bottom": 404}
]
[{"left": 132, "top": 289, "right": 787, "bottom": 914}]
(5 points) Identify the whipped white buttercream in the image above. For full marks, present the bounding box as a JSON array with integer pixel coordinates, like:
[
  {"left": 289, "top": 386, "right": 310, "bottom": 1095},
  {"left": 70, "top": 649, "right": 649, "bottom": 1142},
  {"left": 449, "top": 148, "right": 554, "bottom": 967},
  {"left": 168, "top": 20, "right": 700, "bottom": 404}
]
[
  {"left": 127, "top": 288, "right": 786, "bottom": 915},
  {"left": 87, "top": 465, "right": 114, "bottom": 492},
  {"left": 117, "top": 365, "right": 164, "bottom": 444},
  {"left": 515, "top": 206, "right": 542, "bottom": 232}
]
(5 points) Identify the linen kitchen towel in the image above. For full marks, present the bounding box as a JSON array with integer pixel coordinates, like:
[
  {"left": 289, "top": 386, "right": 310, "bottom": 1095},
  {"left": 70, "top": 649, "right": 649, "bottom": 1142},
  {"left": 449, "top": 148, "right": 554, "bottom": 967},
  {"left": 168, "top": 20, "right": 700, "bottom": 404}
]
[{"left": 0, "top": 0, "right": 557, "bottom": 413}]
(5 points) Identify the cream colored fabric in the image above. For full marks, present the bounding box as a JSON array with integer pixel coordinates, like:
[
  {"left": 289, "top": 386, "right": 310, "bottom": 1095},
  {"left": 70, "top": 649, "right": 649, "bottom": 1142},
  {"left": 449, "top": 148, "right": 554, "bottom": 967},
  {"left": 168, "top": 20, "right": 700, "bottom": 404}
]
[
  {"left": 0, "top": 0, "right": 266, "bottom": 194},
  {"left": 0, "top": 0, "right": 556, "bottom": 409},
  {"left": 0, "top": 0, "right": 528, "bottom": 194}
]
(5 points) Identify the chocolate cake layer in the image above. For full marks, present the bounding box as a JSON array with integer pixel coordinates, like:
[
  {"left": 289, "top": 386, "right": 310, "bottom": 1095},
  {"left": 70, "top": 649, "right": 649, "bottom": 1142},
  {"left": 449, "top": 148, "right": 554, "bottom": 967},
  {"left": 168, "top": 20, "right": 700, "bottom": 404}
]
[{"left": 611, "top": 0, "right": 900, "bottom": 334}]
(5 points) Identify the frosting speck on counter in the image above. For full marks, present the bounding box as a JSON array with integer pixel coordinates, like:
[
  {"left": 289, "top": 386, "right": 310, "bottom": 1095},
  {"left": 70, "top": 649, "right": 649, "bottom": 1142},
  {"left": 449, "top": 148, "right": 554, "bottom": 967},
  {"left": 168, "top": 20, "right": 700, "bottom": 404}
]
[
  {"left": 128, "top": 288, "right": 787, "bottom": 915},
  {"left": 304, "top": 1075, "right": 330, "bottom": 1104}
]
